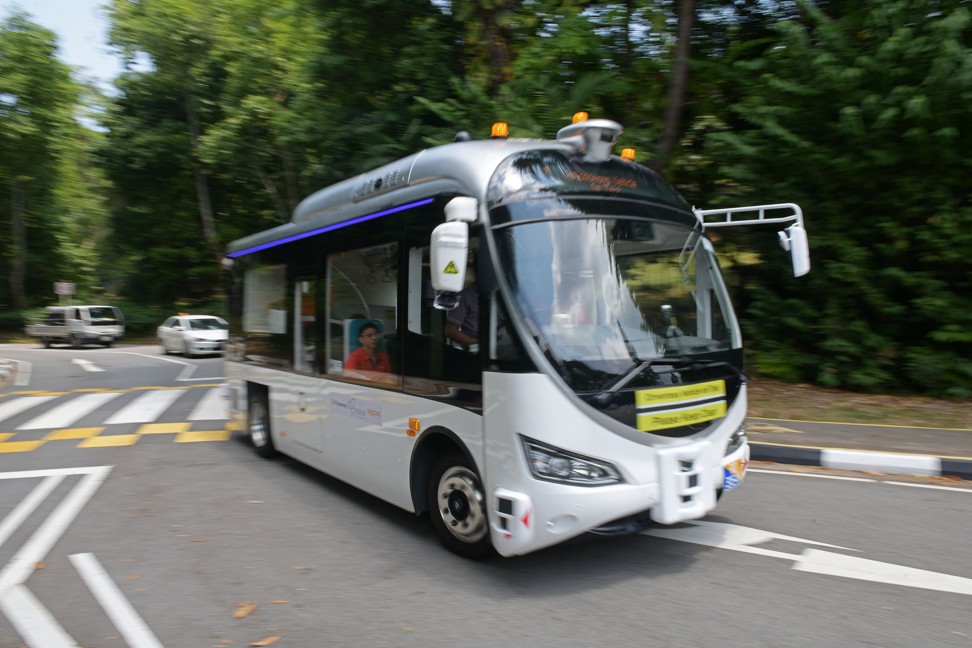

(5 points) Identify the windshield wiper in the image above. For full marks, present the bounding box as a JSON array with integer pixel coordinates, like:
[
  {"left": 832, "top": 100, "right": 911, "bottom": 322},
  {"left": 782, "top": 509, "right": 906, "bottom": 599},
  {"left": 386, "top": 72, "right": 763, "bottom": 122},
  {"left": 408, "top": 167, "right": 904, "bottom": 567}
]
[
  {"left": 595, "top": 356, "right": 748, "bottom": 404},
  {"left": 661, "top": 355, "right": 750, "bottom": 383}
]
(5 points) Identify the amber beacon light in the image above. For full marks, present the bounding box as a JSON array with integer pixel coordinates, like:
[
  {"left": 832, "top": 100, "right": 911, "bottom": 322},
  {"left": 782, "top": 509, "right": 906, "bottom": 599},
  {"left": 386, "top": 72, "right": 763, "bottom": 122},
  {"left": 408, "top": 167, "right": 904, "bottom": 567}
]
[
  {"left": 572, "top": 111, "right": 589, "bottom": 123},
  {"left": 621, "top": 147, "right": 636, "bottom": 161},
  {"left": 491, "top": 122, "right": 509, "bottom": 138}
]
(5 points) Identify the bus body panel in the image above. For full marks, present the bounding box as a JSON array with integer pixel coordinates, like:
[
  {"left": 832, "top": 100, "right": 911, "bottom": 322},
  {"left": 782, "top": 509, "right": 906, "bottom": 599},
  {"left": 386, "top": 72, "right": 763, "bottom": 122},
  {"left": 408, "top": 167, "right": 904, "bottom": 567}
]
[{"left": 227, "top": 363, "right": 484, "bottom": 514}]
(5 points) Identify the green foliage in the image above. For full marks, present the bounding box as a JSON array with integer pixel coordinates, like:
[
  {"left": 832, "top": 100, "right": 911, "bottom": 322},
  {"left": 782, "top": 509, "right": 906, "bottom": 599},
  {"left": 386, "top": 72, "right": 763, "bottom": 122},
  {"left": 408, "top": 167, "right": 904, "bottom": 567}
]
[
  {"left": 4, "top": 0, "right": 969, "bottom": 397},
  {"left": 0, "top": 11, "right": 97, "bottom": 309},
  {"left": 699, "top": 0, "right": 972, "bottom": 396}
]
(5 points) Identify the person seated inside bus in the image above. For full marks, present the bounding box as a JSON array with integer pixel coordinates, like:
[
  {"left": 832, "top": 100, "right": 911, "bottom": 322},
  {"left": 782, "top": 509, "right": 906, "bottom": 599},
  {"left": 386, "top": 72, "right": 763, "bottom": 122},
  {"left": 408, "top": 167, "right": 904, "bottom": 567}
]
[
  {"left": 344, "top": 321, "right": 396, "bottom": 384},
  {"left": 444, "top": 285, "right": 480, "bottom": 350}
]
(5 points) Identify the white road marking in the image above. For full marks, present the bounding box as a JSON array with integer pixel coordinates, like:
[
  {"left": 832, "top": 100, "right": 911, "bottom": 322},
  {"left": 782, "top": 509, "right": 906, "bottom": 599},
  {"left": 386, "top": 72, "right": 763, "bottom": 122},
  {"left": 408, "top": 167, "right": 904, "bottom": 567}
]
[
  {"left": 0, "top": 395, "right": 57, "bottom": 425},
  {"left": 0, "top": 466, "right": 113, "bottom": 647},
  {"left": 70, "top": 553, "right": 164, "bottom": 648},
  {"left": 750, "top": 468, "right": 972, "bottom": 493},
  {"left": 111, "top": 352, "right": 221, "bottom": 382},
  {"left": 643, "top": 520, "right": 972, "bottom": 596},
  {"left": 71, "top": 358, "right": 104, "bottom": 372},
  {"left": 188, "top": 386, "right": 228, "bottom": 421},
  {"left": 0, "top": 584, "right": 77, "bottom": 648},
  {"left": 105, "top": 389, "right": 188, "bottom": 425},
  {"left": 0, "top": 474, "right": 65, "bottom": 549},
  {"left": 12, "top": 359, "right": 31, "bottom": 386},
  {"left": 17, "top": 392, "right": 124, "bottom": 430},
  {"left": 749, "top": 468, "right": 877, "bottom": 482},
  {"left": 0, "top": 466, "right": 112, "bottom": 592}
]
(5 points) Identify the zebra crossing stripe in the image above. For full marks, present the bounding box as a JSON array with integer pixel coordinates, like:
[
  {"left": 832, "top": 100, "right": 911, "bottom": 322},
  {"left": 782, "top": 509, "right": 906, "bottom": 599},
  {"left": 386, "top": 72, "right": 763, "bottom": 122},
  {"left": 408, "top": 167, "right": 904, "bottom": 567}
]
[
  {"left": 188, "top": 387, "right": 228, "bottom": 421},
  {"left": 0, "top": 396, "right": 57, "bottom": 424},
  {"left": 104, "top": 389, "right": 188, "bottom": 425},
  {"left": 17, "top": 392, "right": 124, "bottom": 430}
]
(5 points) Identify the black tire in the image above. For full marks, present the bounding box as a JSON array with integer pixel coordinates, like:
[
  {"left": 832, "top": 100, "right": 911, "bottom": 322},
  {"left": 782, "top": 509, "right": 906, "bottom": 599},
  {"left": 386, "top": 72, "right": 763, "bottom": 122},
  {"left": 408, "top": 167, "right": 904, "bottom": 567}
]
[
  {"left": 427, "top": 452, "right": 493, "bottom": 559},
  {"left": 102, "top": 340, "right": 112, "bottom": 348},
  {"left": 247, "top": 392, "right": 277, "bottom": 458},
  {"left": 71, "top": 333, "right": 82, "bottom": 349},
  {"left": 41, "top": 337, "right": 51, "bottom": 349}
]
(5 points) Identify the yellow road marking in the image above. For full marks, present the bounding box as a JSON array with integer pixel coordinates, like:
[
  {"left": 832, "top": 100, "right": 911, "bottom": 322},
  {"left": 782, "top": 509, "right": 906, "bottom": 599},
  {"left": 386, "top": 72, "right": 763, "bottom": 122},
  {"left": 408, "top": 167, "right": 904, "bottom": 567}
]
[
  {"left": 0, "top": 440, "right": 44, "bottom": 453},
  {"left": 176, "top": 430, "right": 231, "bottom": 443},
  {"left": 79, "top": 434, "right": 140, "bottom": 448},
  {"left": 747, "top": 422, "right": 803, "bottom": 434},
  {"left": 9, "top": 383, "right": 223, "bottom": 397},
  {"left": 137, "top": 422, "right": 191, "bottom": 435},
  {"left": 45, "top": 427, "right": 104, "bottom": 440},
  {"left": 0, "top": 433, "right": 13, "bottom": 443}
]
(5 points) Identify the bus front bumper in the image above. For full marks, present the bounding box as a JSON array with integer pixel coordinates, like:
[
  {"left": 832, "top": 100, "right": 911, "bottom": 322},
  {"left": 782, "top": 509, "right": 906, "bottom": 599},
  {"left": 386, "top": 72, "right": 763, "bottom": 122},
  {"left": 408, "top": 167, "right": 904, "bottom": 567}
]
[{"left": 489, "top": 440, "right": 750, "bottom": 557}]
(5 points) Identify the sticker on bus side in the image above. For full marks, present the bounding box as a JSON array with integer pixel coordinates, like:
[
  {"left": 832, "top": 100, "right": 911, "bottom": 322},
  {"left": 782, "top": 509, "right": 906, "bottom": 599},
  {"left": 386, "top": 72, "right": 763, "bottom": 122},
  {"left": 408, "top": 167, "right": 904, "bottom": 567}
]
[{"left": 634, "top": 379, "right": 727, "bottom": 432}]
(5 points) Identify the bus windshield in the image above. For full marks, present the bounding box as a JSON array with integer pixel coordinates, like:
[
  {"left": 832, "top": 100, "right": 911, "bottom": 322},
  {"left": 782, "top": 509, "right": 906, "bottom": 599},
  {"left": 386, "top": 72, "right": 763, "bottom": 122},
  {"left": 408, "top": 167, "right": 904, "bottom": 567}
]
[{"left": 494, "top": 213, "right": 738, "bottom": 394}]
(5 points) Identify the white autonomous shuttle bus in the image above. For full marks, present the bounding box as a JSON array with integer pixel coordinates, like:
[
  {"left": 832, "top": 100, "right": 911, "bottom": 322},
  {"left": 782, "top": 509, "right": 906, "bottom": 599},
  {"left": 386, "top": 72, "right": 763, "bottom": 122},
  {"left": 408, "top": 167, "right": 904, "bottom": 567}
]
[{"left": 224, "top": 114, "right": 810, "bottom": 558}]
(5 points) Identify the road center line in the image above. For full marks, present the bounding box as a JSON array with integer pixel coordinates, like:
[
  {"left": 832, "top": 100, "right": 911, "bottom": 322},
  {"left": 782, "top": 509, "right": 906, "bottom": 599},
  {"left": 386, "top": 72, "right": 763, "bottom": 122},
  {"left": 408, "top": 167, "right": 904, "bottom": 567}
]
[{"left": 70, "top": 553, "right": 164, "bottom": 648}]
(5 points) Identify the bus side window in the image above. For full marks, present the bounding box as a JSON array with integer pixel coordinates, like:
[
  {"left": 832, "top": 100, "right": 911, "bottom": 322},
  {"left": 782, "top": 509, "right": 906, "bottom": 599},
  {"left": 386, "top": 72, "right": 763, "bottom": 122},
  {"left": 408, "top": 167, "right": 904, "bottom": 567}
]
[
  {"left": 326, "top": 243, "right": 401, "bottom": 386},
  {"left": 403, "top": 245, "right": 482, "bottom": 390}
]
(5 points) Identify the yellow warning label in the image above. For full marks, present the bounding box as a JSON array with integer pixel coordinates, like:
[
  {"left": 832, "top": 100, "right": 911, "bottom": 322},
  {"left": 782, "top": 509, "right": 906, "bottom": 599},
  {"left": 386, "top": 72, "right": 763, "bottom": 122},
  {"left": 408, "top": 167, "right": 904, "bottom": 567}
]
[
  {"left": 634, "top": 379, "right": 726, "bottom": 407},
  {"left": 637, "top": 401, "right": 727, "bottom": 432},
  {"left": 443, "top": 261, "right": 459, "bottom": 274}
]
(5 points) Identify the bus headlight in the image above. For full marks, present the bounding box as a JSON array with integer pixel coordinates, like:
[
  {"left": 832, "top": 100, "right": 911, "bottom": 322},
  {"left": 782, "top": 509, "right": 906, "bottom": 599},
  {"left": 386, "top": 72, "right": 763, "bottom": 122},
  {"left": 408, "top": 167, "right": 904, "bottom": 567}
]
[
  {"left": 520, "top": 437, "right": 622, "bottom": 486},
  {"left": 725, "top": 425, "right": 747, "bottom": 456}
]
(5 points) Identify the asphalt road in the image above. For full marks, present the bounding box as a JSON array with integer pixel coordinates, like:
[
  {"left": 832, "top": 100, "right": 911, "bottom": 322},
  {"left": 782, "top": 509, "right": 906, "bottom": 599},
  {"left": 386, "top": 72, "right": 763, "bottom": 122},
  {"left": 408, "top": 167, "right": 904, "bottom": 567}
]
[{"left": 1, "top": 344, "right": 970, "bottom": 647}]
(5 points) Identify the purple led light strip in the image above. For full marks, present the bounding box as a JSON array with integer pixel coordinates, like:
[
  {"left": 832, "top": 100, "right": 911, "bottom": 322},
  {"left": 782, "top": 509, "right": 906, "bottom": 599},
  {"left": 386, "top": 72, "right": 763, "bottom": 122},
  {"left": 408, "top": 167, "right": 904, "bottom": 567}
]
[{"left": 227, "top": 198, "right": 435, "bottom": 258}]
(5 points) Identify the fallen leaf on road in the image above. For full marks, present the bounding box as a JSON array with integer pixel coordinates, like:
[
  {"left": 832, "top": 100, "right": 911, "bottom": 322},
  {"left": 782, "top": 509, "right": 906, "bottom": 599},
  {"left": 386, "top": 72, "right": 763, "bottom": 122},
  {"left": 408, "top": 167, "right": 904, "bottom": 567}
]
[
  {"left": 249, "top": 636, "right": 280, "bottom": 646},
  {"left": 272, "top": 600, "right": 290, "bottom": 604},
  {"left": 127, "top": 573, "right": 140, "bottom": 581},
  {"left": 192, "top": 539, "right": 207, "bottom": 543},
  {"left": 234, "top": 602, "right": 257, "bottom": 618},
  {"left": 34, "top": 562, "right": 44, "bottom": 570}
]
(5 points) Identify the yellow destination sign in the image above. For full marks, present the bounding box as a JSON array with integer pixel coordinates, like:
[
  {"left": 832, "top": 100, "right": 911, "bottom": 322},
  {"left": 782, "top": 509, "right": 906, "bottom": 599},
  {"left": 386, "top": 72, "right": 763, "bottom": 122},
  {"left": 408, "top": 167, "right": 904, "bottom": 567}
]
[
  {"left": 637, "top": 401, "right": 727, "bottom": 432},
  {"left": 634, "top": 379, "right": 726, "bottom": 408},
  {"left": 635, "top": 379, "right": 727, "bottom": 432}
]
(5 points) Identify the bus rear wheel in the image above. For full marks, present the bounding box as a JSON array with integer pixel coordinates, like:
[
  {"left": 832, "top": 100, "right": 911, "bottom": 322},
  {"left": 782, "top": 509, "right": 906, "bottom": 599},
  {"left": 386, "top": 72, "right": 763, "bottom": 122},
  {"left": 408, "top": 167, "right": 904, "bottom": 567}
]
[
  {"left": 427, "top": 453, "right": 492, "bottom": 559},
  {"left": 247, "top": 392, "right": 277, "bottom": 459}
]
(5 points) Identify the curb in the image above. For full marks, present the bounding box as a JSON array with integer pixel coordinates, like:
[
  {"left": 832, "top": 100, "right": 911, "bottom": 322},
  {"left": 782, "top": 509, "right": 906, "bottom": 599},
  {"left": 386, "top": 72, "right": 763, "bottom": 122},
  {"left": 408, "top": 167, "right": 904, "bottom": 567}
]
[{"left": 750, "top": 442, "right": 972, "bottom": 480}]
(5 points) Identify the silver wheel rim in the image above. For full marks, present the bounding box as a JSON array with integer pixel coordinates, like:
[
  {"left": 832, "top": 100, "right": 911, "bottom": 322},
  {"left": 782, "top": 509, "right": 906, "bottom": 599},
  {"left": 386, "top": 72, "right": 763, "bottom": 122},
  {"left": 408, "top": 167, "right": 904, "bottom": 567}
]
[
  {"left": 436, "top": 466, "right": 487, "bottom": 544},
  {"left": 249, "top": 401, "right": 268, "bottom": 447}
]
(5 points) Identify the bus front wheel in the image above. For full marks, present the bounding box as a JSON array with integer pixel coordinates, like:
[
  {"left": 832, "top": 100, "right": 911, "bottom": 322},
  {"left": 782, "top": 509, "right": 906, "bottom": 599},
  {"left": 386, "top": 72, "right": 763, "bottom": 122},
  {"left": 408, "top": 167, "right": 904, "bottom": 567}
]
[
  {"left": 427, "top": 453, "right": 492, "bottom": 559},
  {"left": 247, "top": 392, "right": 277, "bottom": 459}
]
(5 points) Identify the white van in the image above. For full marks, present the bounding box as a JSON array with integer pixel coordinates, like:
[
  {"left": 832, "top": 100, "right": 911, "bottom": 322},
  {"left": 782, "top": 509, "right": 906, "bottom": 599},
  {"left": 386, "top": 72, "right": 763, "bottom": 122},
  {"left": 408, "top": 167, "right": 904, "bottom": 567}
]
[{"left": 25, "top": 305, "right": 125, "bottom": 348}]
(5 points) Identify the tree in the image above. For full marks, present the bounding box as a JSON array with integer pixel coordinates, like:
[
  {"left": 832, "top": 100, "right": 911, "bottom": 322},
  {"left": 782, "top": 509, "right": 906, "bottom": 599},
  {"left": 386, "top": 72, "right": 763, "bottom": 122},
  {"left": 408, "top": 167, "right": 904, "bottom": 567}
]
[
  {"left": 703, "top": 0, "right": 972, "bottom": 396},
  {"left": 0, "top": 12, "right": 82, "bottom": 309}
]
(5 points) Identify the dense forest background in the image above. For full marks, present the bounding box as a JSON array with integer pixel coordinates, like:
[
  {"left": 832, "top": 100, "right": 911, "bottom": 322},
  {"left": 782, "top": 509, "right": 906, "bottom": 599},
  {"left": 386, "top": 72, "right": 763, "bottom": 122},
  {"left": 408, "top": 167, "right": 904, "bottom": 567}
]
[{"left": 0, "top": 0, "right": 969, "bottom": 397}]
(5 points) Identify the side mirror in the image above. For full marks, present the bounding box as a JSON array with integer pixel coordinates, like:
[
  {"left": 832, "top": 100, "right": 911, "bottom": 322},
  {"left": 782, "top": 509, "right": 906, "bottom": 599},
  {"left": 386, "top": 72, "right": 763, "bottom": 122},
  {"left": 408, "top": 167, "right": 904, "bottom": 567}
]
[
  {"left": 430, "top": 221, "right": 468, "bottom": 310},
  {"left": 778, "top": 225, "right": 810, "bottom": 277},
  {"left": 430, "top": 197, "right": 477, "bottom": 310}
]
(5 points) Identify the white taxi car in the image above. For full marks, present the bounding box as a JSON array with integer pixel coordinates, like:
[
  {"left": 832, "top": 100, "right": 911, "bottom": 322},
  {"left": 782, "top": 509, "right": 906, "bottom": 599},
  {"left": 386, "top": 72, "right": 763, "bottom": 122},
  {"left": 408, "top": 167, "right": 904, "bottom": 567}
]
[{"left": 157, "top": 314, "right": 228, "bottom": 357}]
